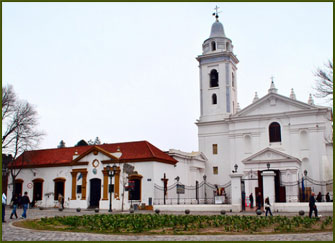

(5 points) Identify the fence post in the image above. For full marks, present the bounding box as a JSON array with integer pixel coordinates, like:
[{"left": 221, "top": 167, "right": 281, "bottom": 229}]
[
  {"left": 203, "top": 175, "right": 207, "bottom": 204},
  {"left": 196, "top": 180, "right": 199, "bottom": 204}
]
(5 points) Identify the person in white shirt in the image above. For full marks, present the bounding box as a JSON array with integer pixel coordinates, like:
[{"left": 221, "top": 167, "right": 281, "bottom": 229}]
[{"left": 2, "top": 193, "right": 7, "bottom": 223}]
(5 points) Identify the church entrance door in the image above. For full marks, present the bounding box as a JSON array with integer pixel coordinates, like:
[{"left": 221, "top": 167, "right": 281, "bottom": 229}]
[
  {"left": 255, "top": 170, "right": 286, "bottom": 203},
  {"left": 89, "top": 178, "right": 101, "bottom": 208}
]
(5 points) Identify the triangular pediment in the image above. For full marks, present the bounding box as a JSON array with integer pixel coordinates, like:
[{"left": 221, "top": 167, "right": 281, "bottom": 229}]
[
  {"left": 70, "top": 146, "right": 118, "bottom": 165},
  {"left": 242, "top": 147, "right": 301, "bottom": 164},
  {"left": 234, "top": 93, "right": 318, "bottom": 118}
]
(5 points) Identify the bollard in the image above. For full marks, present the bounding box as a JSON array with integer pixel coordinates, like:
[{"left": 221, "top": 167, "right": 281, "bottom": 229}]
[
  {"left": 155, "top": 209, "right": 160, "bottom": 214},
  {"left": 299, "top": 210, "right": 305, "bottom": 216},
  {"left": 94, "top": 208, "right": 99, "bottom": 213},
  {"left": 220, "top": 210, "right": 226, "bottom": 215},
  {"left": 76, "top": 208, "right": 81, "bottom": 212},
  {"left": 185, "top": 209, "right": 190, "bottom": 215},
  {"left": 256, "top": 209, "right": 262, "bottom": 215}
]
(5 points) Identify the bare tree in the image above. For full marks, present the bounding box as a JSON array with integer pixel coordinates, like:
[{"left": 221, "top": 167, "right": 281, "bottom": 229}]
[
  {"left": 2, "top": 84, "right": 45, "bottom": 198},
  {"left": 313, "top": 60, "right": 333, "bottom": 103},
  {"left": 120, "top": 163, "right": 135, "bottom": 211}
]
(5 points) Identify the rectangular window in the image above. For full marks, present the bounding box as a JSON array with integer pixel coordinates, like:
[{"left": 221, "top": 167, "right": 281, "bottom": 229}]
[
  {"left": 213, "top": 166, "right": 218, "bottom": 175},
  {"left": 212, "top": 144, "right": 218, "bottom": 154}
]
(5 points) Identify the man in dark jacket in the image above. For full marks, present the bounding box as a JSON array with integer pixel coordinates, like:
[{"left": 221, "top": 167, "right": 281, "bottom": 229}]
[
  {"left": 309, "top": 192, "right": 318, "bottom": 218},
  {"left": 20, "top": 192, "right": 30, "bottom": 219}
]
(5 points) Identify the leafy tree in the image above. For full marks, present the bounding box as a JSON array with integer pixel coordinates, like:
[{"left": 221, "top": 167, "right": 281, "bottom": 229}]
[
  {"left": 313, "top": 60, "right": 333, "bottom": 103},
  {"left": 2, "top": 84, "right": 45, "bottom": 198},
  {"left": 57, "top": 140, "right": 66, "bottom": 148},
  {"left": 75, "top": 139, "right": 88, "bottom": 147}
]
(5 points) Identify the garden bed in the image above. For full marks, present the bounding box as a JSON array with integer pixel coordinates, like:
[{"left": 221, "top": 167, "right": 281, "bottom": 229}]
[{"left": 14, "top": 214, "right": 333, "bottom": 235}]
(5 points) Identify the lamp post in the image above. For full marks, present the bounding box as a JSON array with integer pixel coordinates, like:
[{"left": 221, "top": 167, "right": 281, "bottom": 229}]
[
  {"left": 175, "top": 176, "right": 180, "bottom": 205},
  {"left": 203, "top": 175, "right": 207, "bottom": 204},
  {"left": 232, "top": 164, "right": 238, "bottom": 173},
  {"left": 266, "top": 162, "right": 270, "bottom": 170},
  {"left": 304, "top": 170, "right": 308, "bottom": 201},
  {"left": 106, "top": 164, "right": 117, "bottom": 212}
]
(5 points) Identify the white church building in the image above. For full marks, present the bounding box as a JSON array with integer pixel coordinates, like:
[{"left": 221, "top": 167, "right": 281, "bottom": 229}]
[{"left": 6, "top": 13, "right": 333, "bottom": 211}]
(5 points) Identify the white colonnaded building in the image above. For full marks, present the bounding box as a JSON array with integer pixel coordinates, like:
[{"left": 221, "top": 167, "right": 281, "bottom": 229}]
[{"left": 6, "top": 13, "right": 333, "bottom": 211}]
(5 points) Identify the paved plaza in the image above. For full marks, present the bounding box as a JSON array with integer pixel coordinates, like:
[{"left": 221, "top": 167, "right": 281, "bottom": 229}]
[{"left": 1, "top": 207, "right": 333, "bottom": 241}]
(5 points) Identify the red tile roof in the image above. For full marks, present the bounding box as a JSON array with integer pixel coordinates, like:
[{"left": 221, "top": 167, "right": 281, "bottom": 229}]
[{"left": 11, "top": 140, "right": 177, "bottom": 168}]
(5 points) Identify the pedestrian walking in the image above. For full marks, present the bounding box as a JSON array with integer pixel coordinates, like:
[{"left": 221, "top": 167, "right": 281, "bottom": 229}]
[
  {"left": 58, "top": 194, "right": 64, "bottom": 209},
  {"left": 256, "top": 192, "right": 262, "bottom": 210},
  {"left": 325, "top": 192, "right": 330, "bottom": 202},
  {"left": 20, "top": 192, "right": 30, "bottom": 219},
  {"left": 316, "top": 192, "right": 322, "bottom": 202},
  {"left": 264, "top": 197, "right": 273, "bottom": 216},
  {"left": 2, "top": 193, "right": 7, "bottom": 223},
  {"left": 309, "top": 192, "right": 318, "bottom": 218},
  {"left": 10, "top": 194, "right": 19, "bottom": 219},
  {"left": 18, "top": 193, "right": 22, "bottom": 209},
  {"left": 249, "top": 193, "right": 254, "bottom": 208}
]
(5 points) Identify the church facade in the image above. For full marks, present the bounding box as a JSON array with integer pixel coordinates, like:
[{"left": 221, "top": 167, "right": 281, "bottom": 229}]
[
  {"left": 197, "top": 14, "right": 333, "bottom": 203},
  {"left": 6, "top": 13, "right": 333, "bottom": 209}
]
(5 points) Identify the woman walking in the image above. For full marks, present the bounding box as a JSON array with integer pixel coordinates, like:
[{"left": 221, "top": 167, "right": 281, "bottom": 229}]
[
  {"left": 264, "top": 197, "right": 273, "bottom": 216},
  {"left": 10, "top": 194, "right": 19, "bottom": 219}
]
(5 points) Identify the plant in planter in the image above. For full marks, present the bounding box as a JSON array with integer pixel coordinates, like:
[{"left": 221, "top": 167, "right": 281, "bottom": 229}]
[{"left": 94, "top": 208, "right": 99, "bottom": 213}]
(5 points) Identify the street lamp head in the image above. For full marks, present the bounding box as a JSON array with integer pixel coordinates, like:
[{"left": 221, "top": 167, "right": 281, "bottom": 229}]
[
  {"left": 203, "top": 174, "right": 207, "bottom": 181},
  {"left": 112, "top": 164, "right": 117, "bottom": 171},
  {"left": 234, "top": 164, "right": 238, "bottom": 173},
  {"left": 174, "top": 176, "right": 180, "bottom": 182},
  {"left": 267, "top": 162, "right": 270, "bottom": 170},
  {"left": 304, "top": 169, "right": 307, "bottom": 177},
  {"left": 106, "top": 165, "right": 111, "bottom": 171}
]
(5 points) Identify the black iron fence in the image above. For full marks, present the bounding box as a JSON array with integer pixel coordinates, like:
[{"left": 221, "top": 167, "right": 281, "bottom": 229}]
[
  {"left": 154, "top": 180, "right": 231, "bottom": 205},
  {"left": 280, "top": 176, "right": 333, "bottom": 202}
]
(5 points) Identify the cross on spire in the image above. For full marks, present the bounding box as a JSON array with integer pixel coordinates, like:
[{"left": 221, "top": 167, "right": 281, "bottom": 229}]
[
  {"left": 212, "top": 5, "right": 222, "bottom": 20},
  {"left": 270, "top": 76, "right": 274, "bottom": 83}
]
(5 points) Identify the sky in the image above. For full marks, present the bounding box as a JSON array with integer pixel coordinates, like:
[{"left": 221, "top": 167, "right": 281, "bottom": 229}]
[{"left": 2, "top": 2, "right": 333, "bottom": 153}]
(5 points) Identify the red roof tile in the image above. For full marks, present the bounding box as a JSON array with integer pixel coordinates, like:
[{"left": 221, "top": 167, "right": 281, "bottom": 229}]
[{"left": 11, "top": 140, "right": 177, "bottom": 168}]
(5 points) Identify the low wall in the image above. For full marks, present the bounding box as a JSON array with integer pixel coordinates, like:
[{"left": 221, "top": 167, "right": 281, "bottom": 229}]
[
  {"left": 153, "top": 202, "right": 333, "bottom": 213},
  {"left": 153, "top": 204, "right": 241, "bottom": 213},
  {"left": 273, "top": 202, "right": 333, "bottom": 213}
]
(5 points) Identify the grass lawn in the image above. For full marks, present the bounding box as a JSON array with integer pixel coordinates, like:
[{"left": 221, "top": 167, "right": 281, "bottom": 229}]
[{"left": 14, "top": 214, "right": 333, "bottom": 235}]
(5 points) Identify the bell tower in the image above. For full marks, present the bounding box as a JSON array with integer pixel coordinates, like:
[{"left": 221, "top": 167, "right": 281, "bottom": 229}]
[{"left": 196, "top": 8, "right": 239, "bottom": 122}]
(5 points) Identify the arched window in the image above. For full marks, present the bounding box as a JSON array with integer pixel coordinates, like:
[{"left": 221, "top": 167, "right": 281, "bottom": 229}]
[
  {"left": 232, "top": 73, "right": 235, "bottom": 87},
  {"left": 128, "top": 174, "right": 142, "bottom": 201},
  {"left": 212, "top": 94, "right": 217, "bottom": 104},
  {"left": 269, "top": 122, "right": 281, "bottom": 143},
  {"left": 53, "top": 177, "right": 66, "bottom": 201},
  {"left": 210, "top": 69, "right": 219, "bottom": 87},
  {"left": 14, "top": 179, "right": 24, "bottom": 196},
  {"left": 211, "top": 41, "right": 216, "bottom": 51}
]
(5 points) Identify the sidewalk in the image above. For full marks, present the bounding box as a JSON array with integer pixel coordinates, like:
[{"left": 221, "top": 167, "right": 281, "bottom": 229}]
[{"left": 1, "top": 207, "right": 333, "bottom": 241}]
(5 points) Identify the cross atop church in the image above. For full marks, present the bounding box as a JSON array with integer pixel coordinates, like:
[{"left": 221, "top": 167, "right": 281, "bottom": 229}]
[
  {"left": 270, "top": 76, "right": 274, "bottom": 83},
  {"left": 212, "top": 5, "right": 222, "bottom": 20}
]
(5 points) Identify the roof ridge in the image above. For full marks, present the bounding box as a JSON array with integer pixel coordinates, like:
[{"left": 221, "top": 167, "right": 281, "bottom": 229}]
[{"left": 144, "top": 141, "right": 157, "bottom": 158}]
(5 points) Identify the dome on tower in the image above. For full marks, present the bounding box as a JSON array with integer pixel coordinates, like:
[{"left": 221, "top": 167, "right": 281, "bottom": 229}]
[{"left": 209, "top": 20, "right": 226, "bottom": 38}]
